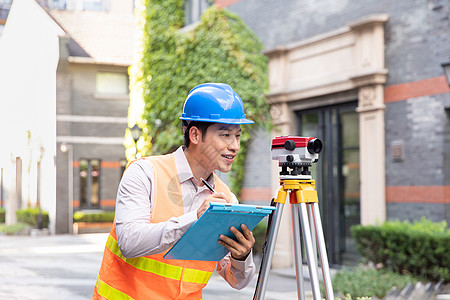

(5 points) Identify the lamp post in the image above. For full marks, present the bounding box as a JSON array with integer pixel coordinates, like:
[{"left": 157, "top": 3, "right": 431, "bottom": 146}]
[
  {"left": 130, "top": 124, "right": 142, "bottom": 158},
  {"left": 60, "top": 142, "right": 73, "bottom": 234},
  {"left": 442, "top": 61, "right": 450, "bottom": 87}
]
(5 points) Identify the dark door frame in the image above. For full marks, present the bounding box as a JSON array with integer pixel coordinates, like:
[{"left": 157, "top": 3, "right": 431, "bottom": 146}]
[{"left": 296, "top": 101, "right": 359, "bottom": 265}]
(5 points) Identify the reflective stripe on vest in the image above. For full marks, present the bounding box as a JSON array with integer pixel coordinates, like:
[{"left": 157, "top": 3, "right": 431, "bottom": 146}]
[
  {"left": 105, "top": 234, "right": 213, "bottom": 284},
  {"left": 93, "top": 152, "right": 233, "bottom": 299},
  {"left": 96, "top": 276, "right": 134, "bottom": 300}
]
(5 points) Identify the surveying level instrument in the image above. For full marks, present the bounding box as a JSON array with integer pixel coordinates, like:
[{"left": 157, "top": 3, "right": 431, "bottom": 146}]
[{"left": 253, "top": 136, "right": 334, "bottom": 300}]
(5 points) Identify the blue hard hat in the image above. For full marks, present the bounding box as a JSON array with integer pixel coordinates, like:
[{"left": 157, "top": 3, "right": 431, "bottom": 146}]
[{"left": 180, "top": 83, "right": 254, "bottom": 125}]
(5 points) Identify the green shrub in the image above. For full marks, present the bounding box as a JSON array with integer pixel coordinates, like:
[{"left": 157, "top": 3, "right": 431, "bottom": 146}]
[
  {"left": 73, "top": 211, "right": 115, "bottom": 223},
  {"left": 0, "top": 222, "right": 30, "bottom": 235},
  {"left": 0, "top": 207, "right": 5, "bottom": 223},
  {"left": 351, "top": 217, "right": 450, "bottom": 282},
  {"left": 16, "top": 208, "right": 49, "bottom": 228},
  {"left": 331, "top": 265, "right": 419, "bottom": 299},
  {"left": 252, "top": 220, "right": 268, "bottom": 256}
]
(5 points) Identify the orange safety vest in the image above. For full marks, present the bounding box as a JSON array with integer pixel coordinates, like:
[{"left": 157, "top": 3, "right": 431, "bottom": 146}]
[{"left": 93, "top": 153, "right": 233, "bottom": 300}]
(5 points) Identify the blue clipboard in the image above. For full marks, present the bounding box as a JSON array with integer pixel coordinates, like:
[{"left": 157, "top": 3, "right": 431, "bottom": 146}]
[{"left": 163, "top": 202, "right": 276, "bottom": 261}]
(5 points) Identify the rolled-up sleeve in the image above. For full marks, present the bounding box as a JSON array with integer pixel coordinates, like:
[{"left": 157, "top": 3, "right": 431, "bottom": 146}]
[{"left": 216, "top": 251, "right": 256, "bottom": 290}]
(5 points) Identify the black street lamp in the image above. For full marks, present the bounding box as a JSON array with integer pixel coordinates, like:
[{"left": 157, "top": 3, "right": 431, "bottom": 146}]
[
  {"left": 442, "top": 61, "right": 450, "bottom": 87},
  {"left": 130, "top": 124, "right": 142, "bottom": 158}
]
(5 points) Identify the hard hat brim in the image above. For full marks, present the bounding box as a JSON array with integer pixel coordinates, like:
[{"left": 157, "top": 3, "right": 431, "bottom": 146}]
[{"left": 179, "top": 116, "right": 254, "bottom": 125}]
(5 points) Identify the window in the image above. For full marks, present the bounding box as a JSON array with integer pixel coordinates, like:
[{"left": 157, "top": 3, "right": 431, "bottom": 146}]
[
  {"left": 96, "top": 72, "right": 129, "bottom": 96},
  {"left": 80, "top": 159, "right": 101, "bottom": 208},
  {"left": 184, "top": 0, "right": 211, "bottom": 26}
]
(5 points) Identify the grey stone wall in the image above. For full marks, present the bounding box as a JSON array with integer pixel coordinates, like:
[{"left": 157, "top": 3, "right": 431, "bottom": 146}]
[
  {"left": 226, "top": 0, "right": 450, "bottom": 224},
  {"left": 387, "top": 202, "right": 450, "bottom": 224},
  {"left": 226, "top": 0, "right": 450, "bottom": 85},
  {"left": 56, "top": 146, "right": 71, "bottom": 234},
  {"left": 56, "top": 59, "right": 130, "bottom": 233},
  {"left": 55, "top": 55, "right": 73, "bottom": 234},
  {"left": 70, "top": 64, "right": 130, "bottom": 117},
  {"left": 385, "top": 94, "right": 449, "bottom": 186},
  {"left": 216, "top": 126, "right": 272, "bottom": 204},
  {"left": 241, "top": 127, "right": 273, "bottom": 205}
]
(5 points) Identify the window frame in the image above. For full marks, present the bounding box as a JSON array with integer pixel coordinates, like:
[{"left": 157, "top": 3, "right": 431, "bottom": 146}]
[{"left": 79, "top": 158, "right": 102, "bottom": 209}]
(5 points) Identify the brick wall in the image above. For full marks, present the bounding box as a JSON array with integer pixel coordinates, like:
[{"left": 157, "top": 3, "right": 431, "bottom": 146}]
[
  {"left": 225, "top": 0, "right": 450, "bottom": 85},
  {"left": 240, "top": 127, "right": 272, "bottom": 204},
  {"left": 385, "top": 76, "right": 450, "bottom": 103},
  {"left": 225, "top": 0, "right": 450, "bottom": 224},
  {"left": 55, "top": 61, "right": 72, "bottom": 234},
  {"left": 387, "top": 202, "right": 450, "bottom": 224},
  {"left": 55, "top": 61, "right": 129, "bottom": 232}
]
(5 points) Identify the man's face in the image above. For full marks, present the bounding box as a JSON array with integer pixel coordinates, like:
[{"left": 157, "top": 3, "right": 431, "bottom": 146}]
[{"left": 197, "top": 123, "right": 241, "bottom": 174}]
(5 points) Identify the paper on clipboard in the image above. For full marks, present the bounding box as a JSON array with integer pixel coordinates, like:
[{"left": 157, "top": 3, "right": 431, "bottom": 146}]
[{"left": 163, "top": 202, "right": 276, "bottom": 261}]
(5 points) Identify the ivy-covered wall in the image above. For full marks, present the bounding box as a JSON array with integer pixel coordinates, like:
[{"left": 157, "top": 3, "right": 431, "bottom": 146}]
[{"left": 128, "top": 0, "right": 270, "bottom": 195}]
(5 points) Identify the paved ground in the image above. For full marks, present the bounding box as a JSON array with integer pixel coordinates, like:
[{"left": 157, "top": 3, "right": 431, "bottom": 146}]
[{"left": 0, "top": 232, "right": 311, "bottom": 300}]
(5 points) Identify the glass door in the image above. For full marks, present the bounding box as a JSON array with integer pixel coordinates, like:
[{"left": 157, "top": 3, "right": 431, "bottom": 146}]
[{"left": 296, "top": 102, "right": 359, "bottom": 265}]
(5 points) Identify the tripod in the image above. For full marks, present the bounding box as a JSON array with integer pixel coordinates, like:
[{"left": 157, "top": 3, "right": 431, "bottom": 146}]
[{"left": 253, "top": 173, "right": 334, "bottom": 300}]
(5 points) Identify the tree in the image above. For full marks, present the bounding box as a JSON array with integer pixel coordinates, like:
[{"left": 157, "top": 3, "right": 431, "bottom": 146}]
[{"left": 128, "top": 0, "right": 270, "bottom": 195}]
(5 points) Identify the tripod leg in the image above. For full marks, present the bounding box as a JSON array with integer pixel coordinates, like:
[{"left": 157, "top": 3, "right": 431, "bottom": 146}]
[
  {"left": 291, "top": 203, "right": 306, "bottom": 300},
  {"left": 311, "top": 203, "right": 334, "bottom": 300},
  {"left": 253, "top": 201, "right": 285, "bottom": 300},
  {"left": 307, "top": 203, "right": 318, "bottom": 270},
  {"left": 298, "top": 203, "right": 322, "bottom": 300}
]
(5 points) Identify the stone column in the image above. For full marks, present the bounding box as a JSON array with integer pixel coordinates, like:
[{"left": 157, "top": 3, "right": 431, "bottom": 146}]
[
  {"left": 356, "top": 85, "right": 386, "bottom": 225},
  {"left": 270, "top": 102, "right": 296, "bottom": 268},
  {"left": 6, "top": 157, "right": 22, "bottom": 225}
]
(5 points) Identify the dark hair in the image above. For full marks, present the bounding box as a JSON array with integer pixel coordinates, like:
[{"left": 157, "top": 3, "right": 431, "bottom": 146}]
[{"left": 183, "top": 121, "right": 214, "bottom": 147}]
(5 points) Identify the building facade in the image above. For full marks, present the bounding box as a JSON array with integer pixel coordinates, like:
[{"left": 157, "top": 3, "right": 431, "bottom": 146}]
[
  {"left": 0, "top": 0, "right": 135, "bottom": 234},
  {"left": 220, "top": 0, "right": 450, "bottom": 266},
  {"left": 1, "top": 0, "right": 449, "bottom": 269},
  {"left": 0, "top": 0, "right": 11, "bottom": 38}
]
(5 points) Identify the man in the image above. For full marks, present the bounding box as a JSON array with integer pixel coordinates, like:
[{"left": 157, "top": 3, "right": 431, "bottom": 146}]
[{"left": 93, "top": 83, "right": 256, "bottom": 299}]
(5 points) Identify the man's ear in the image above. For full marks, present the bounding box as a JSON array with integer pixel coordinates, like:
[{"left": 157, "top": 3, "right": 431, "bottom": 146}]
[{"left": 189, "top": 126, "right": 201, "bottom": 145}]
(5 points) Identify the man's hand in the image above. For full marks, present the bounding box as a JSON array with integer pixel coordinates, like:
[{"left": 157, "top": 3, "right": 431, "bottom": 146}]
[
  {"left": 218, "top": 224, "right": 255, "bottom": 261},
  {"left": 197, "top": 192, "right": 229, "bottom": 219}
]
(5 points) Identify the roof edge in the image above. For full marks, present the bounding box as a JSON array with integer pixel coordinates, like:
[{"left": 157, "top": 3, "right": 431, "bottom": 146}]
[{"left": 68, "top": 56, "right": 130, "bottom": 67}]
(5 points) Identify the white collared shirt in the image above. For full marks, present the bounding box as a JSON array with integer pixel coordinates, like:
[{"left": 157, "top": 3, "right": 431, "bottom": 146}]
[{"left": 115, "top": 146, "right": 255, "bottom": 289}]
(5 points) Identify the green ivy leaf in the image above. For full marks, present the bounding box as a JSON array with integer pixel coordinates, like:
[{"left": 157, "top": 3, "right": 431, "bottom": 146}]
[{"left": 128, "top": 1, "right": 271, "bottom": 196}]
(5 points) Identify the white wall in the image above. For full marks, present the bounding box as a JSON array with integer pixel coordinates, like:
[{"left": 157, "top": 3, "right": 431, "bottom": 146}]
[{"left": 0, "top": 0, "right": 65, "bottom": 233}]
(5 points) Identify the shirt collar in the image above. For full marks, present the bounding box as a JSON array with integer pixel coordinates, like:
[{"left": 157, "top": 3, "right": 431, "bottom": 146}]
[
  {"left": 173, "top": 146, "right": 215, "bottom": 188},
  {"left": 174, "top": 146, "right": 192, "bottom": 183}
]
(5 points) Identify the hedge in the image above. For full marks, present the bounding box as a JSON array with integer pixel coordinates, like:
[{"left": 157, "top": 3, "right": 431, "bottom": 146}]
[
  {"left": 16, "top": 208, "right": 49, "bottom": 229},
  {"left": 0, "top": 207, "right": 5, "bottom": 223},
  {"left": 350, "top": 217, "right": 450, "bottom": 282},
  {"left": 0, "top": 222, "right": 30, "bottom": 235},
  {"left": 252, "top": 220, "right": 268, "bottom": 256},
  {"left": 73, "top": 211, "right": 115, "bottom": 223}
]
